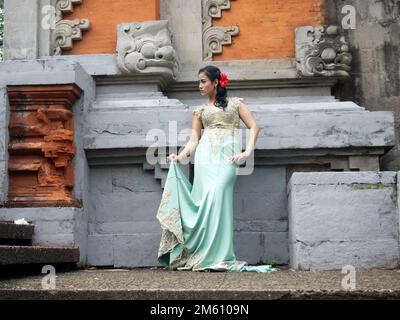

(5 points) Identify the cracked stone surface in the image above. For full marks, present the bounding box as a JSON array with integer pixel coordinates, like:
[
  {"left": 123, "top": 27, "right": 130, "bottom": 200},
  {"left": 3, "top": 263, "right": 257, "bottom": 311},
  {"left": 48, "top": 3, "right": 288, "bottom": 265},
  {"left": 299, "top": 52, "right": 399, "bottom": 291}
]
[{"left": 0, "top": 267, "right": 399, "bottom": 299}]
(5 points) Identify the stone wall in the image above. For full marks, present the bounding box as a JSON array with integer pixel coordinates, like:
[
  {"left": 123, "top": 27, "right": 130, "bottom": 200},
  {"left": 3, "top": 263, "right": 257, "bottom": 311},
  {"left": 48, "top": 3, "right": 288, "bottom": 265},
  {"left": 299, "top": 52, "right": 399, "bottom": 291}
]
[
  {"left": 0, "top": 87, "right": 9, "bottom": 203},
  {"left": 0, "top": 59, "right": 96, "bottom": 265},
  {"left": 327, "top": 0, "right": 400, "bottom": 170},
  {"left": 87, "top": 163, "right": 289, "bottom": 267},
  {"left": 288, "top": 171, "right": 400, "bottom": 270}
]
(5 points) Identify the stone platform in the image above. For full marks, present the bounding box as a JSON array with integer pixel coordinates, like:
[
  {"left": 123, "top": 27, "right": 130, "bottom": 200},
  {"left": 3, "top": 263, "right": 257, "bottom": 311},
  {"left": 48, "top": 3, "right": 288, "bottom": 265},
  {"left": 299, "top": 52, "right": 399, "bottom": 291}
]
[{"left": 0, "top": 267, "right": 399, "bottom": 300}]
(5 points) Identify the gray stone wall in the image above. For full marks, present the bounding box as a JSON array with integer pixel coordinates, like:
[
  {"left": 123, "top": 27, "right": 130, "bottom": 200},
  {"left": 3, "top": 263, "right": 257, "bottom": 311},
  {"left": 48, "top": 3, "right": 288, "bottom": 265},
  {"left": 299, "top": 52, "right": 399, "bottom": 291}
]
[
  {"left": 87, "top": 164, "right": 164, "bottom": 267},
  {"left": 0, "top": 59, "right": 95, "bottom": 265},
  {"left": 327, "top": 0, "right": 400, "bottom": 170},
  {"left": 234, "top": 166, "right": 288, "bottom": 265},
  {"left": 289, "top": 171, "right": 400, "bottom": 270},
  {"left": 87, "top": 163, "right": 289, "bottom": 267},
  {"left": 0, "top": 207, "right": 82, "bottom": 246},
  {"left": 0, "top": 87, "right": 9, "bottom": 203}
]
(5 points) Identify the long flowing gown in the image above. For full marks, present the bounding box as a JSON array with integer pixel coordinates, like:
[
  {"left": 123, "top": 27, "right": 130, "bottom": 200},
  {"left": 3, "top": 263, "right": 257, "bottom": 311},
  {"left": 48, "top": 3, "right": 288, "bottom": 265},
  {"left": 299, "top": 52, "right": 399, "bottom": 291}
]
[{"left": 156, "top": 97, "right": 277, "bottom": 272}]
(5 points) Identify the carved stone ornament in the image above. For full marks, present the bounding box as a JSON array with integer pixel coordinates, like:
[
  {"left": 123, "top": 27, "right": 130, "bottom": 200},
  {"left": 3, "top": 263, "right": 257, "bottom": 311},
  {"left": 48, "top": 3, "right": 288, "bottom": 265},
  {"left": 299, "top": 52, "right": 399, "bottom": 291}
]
[
  {"left": 52, "top": 0, "right": 90, "bottom": 55},
  {"left": 295, "top": 25, "right": 353, "bottom": 78},
  {"left": 116, "top": 20, "right": 179, "bottom": 78},
  {"left": 202, "top": 0, "right": 239, "bottom": 61}
]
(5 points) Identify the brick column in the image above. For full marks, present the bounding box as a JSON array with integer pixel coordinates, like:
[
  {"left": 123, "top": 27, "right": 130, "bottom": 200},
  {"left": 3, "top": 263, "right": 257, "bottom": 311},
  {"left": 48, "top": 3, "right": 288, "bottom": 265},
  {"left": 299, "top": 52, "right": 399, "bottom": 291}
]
[{"left": 6, "top": 84, "right": 82, "bottom": 207}]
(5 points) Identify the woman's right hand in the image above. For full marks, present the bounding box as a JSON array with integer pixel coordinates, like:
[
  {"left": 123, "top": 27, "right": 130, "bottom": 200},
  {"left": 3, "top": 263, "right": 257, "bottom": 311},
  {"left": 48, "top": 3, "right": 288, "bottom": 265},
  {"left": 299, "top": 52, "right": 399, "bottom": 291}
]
[{"left": 167, "top": 153, "right": 179, "bottom": 163}]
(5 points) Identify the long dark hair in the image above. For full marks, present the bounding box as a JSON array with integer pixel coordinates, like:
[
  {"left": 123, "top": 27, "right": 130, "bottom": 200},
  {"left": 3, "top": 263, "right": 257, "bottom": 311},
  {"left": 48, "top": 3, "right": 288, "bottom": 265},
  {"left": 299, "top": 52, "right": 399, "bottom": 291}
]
[{"left": 198, "top": 65, "right": 228, "bottom": 110}]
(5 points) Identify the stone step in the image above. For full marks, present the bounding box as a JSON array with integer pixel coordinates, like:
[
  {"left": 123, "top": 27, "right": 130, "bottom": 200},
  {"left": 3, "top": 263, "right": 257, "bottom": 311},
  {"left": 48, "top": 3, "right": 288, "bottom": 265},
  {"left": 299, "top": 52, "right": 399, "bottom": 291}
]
[
  {"left": 1, "top": 288, "right": 399, "bottom": 300},
  {"left": 0, "top": 246, "right": 80, "bottom": 265},
  {"left": 154, "top": 163, "right": 166, "bottom": 180},
  {"left": 0, "top": 221, "right": 34, "bottom": 246},
  {"left": 142, "top": 161, "right": 155, "bottom": 170},
  {"left": 0, "top": 268, "right": 399, "bottom": 300},
  {"left": 159, "top": 163, "right": 170, "bottom": 170}
]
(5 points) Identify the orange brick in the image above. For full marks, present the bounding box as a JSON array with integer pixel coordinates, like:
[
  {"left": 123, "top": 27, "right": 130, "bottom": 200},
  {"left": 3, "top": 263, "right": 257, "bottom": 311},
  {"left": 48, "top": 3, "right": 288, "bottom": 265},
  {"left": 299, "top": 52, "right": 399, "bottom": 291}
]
[
  {"left": 63, "top": 0, "right": 160, "bottom": 55},
  {"left": 212, "top": 0, "right": 327, "bottom": 60},
  {"left": 62, "top": 0, "right": 325, "bottom": 60}
]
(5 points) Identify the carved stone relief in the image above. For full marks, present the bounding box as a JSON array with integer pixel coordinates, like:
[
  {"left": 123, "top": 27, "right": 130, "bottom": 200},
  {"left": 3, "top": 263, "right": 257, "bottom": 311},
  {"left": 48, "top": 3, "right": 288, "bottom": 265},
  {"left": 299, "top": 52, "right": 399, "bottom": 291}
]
[
  {"left": 295, "top": 25, "right": 353, "bottom": 78},
  {"left": 6, "top": 84, "right": 82, "bottom": 207},
  {"left": 202, "top": 0, "right": 239, "bottom": 61},
  {"left": 116, "top": 20, "right": 179, "bottom": 78},
  {"left": 52, "top": 0, "right": 90, "bottom": 55}
]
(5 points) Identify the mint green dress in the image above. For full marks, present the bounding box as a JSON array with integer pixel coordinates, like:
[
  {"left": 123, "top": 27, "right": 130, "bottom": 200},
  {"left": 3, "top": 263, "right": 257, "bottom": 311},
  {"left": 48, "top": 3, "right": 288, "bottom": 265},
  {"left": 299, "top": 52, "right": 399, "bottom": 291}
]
[{"left": 156, "top": 97, "right": 277, "bottom": 272}]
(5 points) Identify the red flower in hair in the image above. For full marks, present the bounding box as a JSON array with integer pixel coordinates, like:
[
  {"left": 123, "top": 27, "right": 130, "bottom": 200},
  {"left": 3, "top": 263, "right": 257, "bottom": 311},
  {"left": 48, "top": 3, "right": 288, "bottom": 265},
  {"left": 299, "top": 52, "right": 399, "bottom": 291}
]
[{"left": 219, "top": 72, "right": 229, "bottom": 88}]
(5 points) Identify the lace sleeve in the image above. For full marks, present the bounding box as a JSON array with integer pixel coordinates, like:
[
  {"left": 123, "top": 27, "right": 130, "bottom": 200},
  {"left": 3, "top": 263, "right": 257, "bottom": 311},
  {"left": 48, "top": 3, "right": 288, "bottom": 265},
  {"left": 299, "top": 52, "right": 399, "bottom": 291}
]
[
  {"left": 233, "top": 97, "right": 245, "bottom": 112},
  {"left": 192, "top": 106, "right": 203, "bottom": 119}
]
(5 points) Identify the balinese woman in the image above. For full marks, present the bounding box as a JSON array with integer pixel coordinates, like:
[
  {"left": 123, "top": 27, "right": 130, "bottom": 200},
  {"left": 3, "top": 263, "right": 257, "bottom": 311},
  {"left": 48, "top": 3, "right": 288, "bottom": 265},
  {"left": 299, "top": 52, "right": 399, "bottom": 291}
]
[{"left": 156, "top": 65, "right": 277, "bottom": 272}]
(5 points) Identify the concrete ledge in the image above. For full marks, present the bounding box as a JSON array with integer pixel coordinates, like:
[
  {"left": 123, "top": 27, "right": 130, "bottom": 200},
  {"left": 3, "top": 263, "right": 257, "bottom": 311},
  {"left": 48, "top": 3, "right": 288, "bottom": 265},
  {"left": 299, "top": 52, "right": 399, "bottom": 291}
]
[
  {"left": 0, "top": 221, "right": 34, "bottom": 240},
  {"left": 0, "top": 59, "right": 95, "bottom": 102},
  {"left": 0, "top": 246, "right": 80, "bottom": 265},
  {"left": 84, "top": 103, "right": 395, "bottom": 151},
  {"left": 1, "top": 289, "right": 399, "bottom": 300}
]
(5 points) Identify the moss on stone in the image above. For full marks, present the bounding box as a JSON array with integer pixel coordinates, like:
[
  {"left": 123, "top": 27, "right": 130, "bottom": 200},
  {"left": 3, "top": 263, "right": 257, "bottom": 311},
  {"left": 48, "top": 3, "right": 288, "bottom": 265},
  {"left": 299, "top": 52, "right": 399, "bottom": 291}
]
[{"left": 351, "top": 183, "right": 397, "bottom": 206}]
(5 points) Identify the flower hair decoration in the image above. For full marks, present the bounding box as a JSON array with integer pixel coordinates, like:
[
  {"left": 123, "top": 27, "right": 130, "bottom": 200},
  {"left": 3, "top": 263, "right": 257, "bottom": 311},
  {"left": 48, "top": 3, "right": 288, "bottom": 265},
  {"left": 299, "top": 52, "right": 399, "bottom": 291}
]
[{"left": 219, "top": 72, "right": 229, "bottom": 88}]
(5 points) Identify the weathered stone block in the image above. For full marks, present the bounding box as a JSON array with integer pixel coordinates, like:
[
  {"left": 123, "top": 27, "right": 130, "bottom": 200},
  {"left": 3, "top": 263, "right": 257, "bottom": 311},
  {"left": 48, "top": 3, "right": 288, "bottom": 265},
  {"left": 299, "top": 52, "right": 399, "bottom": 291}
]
[{"left": 288, "top": 171, "right": 400, "bottom": 270}]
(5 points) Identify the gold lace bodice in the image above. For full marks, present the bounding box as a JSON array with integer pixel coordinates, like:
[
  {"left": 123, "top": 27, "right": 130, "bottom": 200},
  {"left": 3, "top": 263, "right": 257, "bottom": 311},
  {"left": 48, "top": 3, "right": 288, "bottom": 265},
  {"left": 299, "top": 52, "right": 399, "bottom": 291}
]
[{"left": 192, "top": 97, "right": 244, "bottom": 130}]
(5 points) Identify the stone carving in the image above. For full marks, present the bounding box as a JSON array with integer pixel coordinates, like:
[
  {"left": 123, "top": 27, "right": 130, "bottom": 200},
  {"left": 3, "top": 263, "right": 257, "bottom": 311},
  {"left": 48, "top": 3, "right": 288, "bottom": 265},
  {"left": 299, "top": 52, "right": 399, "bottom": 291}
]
[
  {"left": 116, "top": 20, "right": 179, "bottom": 78},
  {"left": 6, "top": 84, "right": 82, "bottom": 207},
  {"left": 383, "top": 0, "right": 400, "bottom": 15},
  {"left": 295, "top": 25, "right": 352, "bottom": 78},
  {"left": 202, "top": 0, "right": 239, "bottom": 61},
  {"left": 52, "top": 0, "right": 90, "bottom": 55},
  {"left": 374, "top": 0, "right": 400, "bottom": 27}
]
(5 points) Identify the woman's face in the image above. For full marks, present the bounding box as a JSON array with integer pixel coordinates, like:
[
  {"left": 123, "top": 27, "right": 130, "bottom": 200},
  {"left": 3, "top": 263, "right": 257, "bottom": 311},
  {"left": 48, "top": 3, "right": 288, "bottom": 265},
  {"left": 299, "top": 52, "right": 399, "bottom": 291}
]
[{"left": 198, "top": 72, "right": 217, "bottom": 96}]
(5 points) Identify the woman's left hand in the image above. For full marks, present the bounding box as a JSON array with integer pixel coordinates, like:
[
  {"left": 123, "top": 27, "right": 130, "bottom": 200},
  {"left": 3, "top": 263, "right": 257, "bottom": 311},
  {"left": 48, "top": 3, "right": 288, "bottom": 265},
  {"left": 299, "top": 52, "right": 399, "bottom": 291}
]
[{"left": 228, "top": 151, "right": 250, "bottom": 164}]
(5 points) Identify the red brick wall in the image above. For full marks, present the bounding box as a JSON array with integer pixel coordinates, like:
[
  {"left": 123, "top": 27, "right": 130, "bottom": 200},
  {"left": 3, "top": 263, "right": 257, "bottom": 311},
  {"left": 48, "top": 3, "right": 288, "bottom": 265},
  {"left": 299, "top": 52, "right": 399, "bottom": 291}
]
[
  {"left": 62, "top": 0, "right": 326, "bottom": 59},
  {"left": 63, "top": 0, "right": 160, "bottom": 55},
  {"left": 213, "top": 0, "right": 327, "bottom": 60}
]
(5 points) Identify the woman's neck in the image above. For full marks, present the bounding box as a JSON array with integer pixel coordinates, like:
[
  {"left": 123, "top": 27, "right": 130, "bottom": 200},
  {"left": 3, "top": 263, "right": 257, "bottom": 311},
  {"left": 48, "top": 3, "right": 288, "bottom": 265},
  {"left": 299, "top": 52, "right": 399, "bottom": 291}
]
[{"left": 208, "top": 92, "right": 217, "bottom": 104}]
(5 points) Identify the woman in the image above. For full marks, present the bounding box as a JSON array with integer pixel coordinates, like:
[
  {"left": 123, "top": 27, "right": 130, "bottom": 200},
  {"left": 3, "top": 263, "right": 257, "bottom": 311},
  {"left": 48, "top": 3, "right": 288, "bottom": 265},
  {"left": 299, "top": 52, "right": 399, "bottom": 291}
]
[{"left": 156, "top": 65, "right": 277, "bottom": 272}]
